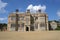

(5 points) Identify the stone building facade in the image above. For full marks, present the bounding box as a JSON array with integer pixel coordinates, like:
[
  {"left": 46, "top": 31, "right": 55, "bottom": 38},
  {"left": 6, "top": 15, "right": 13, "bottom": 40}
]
[{"left": 7, "top": 10, "right": 49, "bottom": 31}]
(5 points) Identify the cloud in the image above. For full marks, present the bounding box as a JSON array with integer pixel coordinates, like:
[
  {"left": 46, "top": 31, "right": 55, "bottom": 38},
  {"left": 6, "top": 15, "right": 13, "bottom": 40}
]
[
  {"left": 57, "top": 11, "right": 60, "bottom": 17},
  {"left": 27, "top": 4, "right": 46, "bottom": 13},
  {"left": 0, "top": 17, "right": 7, "bottom": 21},
  {"left": 0, "top": 0, "right": 8, "bottom": 13}
]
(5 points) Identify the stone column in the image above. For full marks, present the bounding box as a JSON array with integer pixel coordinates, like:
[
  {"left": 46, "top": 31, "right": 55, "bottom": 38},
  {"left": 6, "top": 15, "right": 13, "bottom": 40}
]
[
  {"left": 46, "top": 16, "right": 49, "bottom": 31},
  {"left": 34, "top": 16, "right": 35, "bottom": 31},
  {"left": 34, "top": 23, "right": 35, "bottom": 31},
  {"left": 47, "top": 22, "right": 49, "bottom": 31},
  {"left": 29, "top": 26, "right": 30, "bottom": 31},
  {"left": 38, "top": 23, "right": 40, "bottom": 31},
  {"left": 24, "top": 25, "right": 26, "bottom": 32},
  {"left": 7, "top": 23, "right": 11, "bottom": 31}
]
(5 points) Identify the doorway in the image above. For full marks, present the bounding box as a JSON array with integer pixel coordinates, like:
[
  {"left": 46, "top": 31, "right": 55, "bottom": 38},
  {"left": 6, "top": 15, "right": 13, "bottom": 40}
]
[{"left": 26, "top": 27, "right": 29, "bottom": 31}]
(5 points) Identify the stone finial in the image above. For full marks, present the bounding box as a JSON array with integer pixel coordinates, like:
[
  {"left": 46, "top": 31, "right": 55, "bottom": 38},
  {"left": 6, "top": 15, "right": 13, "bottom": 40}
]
[
  {"left": 16, "top": 9, "right": 19, "bottom": 12},
  {"left": 26, "top": 9, "right": 30, "bottom": 13}
]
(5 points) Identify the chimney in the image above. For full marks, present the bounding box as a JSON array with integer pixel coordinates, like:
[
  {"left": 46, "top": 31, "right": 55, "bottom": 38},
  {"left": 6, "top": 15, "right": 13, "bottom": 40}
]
[
  {"left": 38, "top": 9, "right": 41, "bottom": 13},
  {"left": 15, "top": 9, "right": 19, "bottom": 31},
  {"left": 16, "top": 9, "right": 19, "bottom": 13},
  {"left": 26, "top": 9, "right": 30, "bottom": 13}
]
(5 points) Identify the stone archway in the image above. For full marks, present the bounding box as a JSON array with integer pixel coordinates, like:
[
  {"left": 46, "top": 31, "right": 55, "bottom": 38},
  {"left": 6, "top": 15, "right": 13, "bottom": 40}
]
[{"left": 26, "top": 27, "right": 29, "bottom": 31}]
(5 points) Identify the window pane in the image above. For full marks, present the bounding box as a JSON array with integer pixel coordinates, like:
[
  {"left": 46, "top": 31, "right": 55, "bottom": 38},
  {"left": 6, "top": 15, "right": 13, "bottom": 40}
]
[
  {"left": 26, "top": 18, "right": 29, "bottom": 24},
  {"left": 40, "top": 17, "right": 45, "bottom": 22},
  {"left": 35, "top": 23, "right": 38, "bottom": 29},
  {"left": 19, "top": 17, "right": 24, "bottom": 20},
  {"left": 11, "top": 16, "right": 16, "bottom": 20},
  {"left": 11, "top": 24, "right": 16, "bottom": 31},
  {"left": 40, "top": 23, "right": 45, "bottom": 27}
]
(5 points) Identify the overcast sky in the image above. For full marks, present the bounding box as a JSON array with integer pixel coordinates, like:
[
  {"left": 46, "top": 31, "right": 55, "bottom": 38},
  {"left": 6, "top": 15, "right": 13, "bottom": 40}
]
[{"left": 0, "top": 0, "right": 60, "bottom": 23}]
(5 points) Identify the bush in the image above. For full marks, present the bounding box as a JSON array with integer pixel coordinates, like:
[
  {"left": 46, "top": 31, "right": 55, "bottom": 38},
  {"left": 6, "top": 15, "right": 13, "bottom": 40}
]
[{"left": 55, "top": 26, "right": 60, "bottom": 30}]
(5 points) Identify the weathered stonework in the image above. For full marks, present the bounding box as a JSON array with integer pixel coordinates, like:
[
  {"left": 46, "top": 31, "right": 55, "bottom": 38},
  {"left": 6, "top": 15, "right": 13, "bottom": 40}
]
[{"left": 7, "top": 10, "right": 49, "bottom": 31}]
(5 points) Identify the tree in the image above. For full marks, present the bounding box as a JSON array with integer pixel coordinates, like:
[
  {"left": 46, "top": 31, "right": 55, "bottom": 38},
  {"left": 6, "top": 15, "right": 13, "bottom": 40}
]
[{"left": 0, "top": 23, "right": 7, "bottom": 31}]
